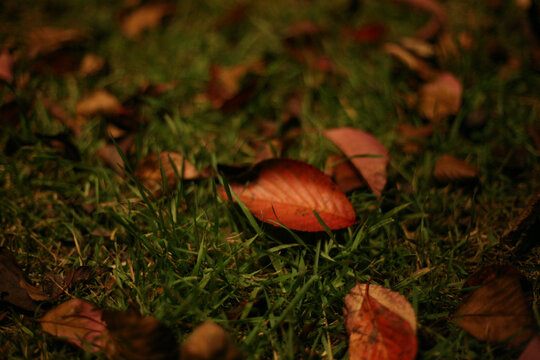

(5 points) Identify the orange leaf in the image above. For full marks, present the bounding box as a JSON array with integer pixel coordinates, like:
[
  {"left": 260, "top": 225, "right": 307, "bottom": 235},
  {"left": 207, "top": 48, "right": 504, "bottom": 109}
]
[
  {"left": 418, "top": 72, "right": 462, "bottom": 122},
  {"left": 219, "top": 158, "right": 356, "bottom": 232},
  {"left": 344, "top": 283, "right": 418, "bottom": 360},
  {"left": 324, "top": 127, "right": 389, "bottom": 196},
  {"left": 121, "top": 3, "right": 176, "bottom": 39},
  {"left": 40, "top": 299, "right": 106, "bottom": 352}
]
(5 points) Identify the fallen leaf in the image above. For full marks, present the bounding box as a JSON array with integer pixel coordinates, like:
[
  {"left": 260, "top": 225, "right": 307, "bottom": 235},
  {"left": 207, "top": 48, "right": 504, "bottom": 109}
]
[
  {"left": 0, "top": 50, "right": 15, "bottom": 82},
  {"left": 433, "top": 154, "right": 478, "bottom": 183},
  {"left": 453, "top": 271, "right": 536, "bottom": 346},
  {"left": 0, "top": 247, "right": 49, "bottom": 311},
  {"left": 383, "top": 43, "right": 437, "bottom": 80},
  {"left": 76, "top": 90, "right": 122, "bottom": 117},
  {"left": 204, "top": 61, "right": 264, "bottom": 109},
  {"left": 219, "top": 158, "right": 356, "bottom": 232},
  {"left": 325, "top": 155, "right": 365, "bottom": 193},
  {"left": 101, "top": 304, "right": 178, "bottom": 360},
  {"left": 324, "top": 127, "right": 389, "bottom": 196},
  {"left": 135, "top": 152, "right": 209, "bottom": 197},
  {"left": 27, "top": 27, "right": 85, "bottom": 58},
  {"left": 343, "top": 283, "right": 418, "bottom": 360},
  {"left": 98, "top": 133, "right": 136, "bottom": 174},
  {"left": 40, "top": 299, "right": 106, "bottom": 352},
  {"left": 400, "top": 37, "right": 435, "bottom": 58},
  {"left": 180, "top": 321, "right": 241, "bottom": 360},
  {"left": 518, "top": 335, "right": 540, "bottom": 360},
  {"left": 502, "top": 192, "right": 540, "bottom": 252},
  {"left": 342, "top": 23, "right": 387, "bottom": 44},
  {"left": 418, "top": 72, "right": 462, "bottom": 122},
  {"left": 396, "top": 123, "right": 434, "bottom": 154},
  {"left": 121, "top": 3, "right": 176, "bottom": 39},
  {"left": 79, "top": 53, "right": 106, "bottom": 77}
]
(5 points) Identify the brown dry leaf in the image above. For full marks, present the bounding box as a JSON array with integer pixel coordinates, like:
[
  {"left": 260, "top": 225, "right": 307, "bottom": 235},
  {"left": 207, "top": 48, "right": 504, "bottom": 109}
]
[
  {"left": 135, "top": 152, "right": 208, "bottom": 197},
  {"left": 101, "top": 305, "right": 178, "bottom": 360},
  {"left": 434, "top": 154, "right": 478, "bottom": 183},
  {"left": 98, "top": 134, "right": 136, "bottom": 174},
  {"left": 453, "top": 274, "right": 536, "bottom": 346},
  {"left": 0, "top": 50, "right": 15, "bottom": 82},
  {"left": 343, "top": 283, "right": 418, "bottom": 360},
  {"left": 40, "top": 299, "right": 106, "bottom": 352},
  {"left": 418, "top": 72, "right": 462, "bottom": 122},
  {"left": 341, "top": 23, "right": 387, "bottom": 44},
  {"left": 519, "top": 335, "right": 540, "bottom": 360},
  {"left": 180, "top": 321, "right": 241, "bottom": 360},
  {"left": 324, "top": 127, "right": 389, "bottom": 196},
  {"left": 121, "top": 3, "right": 176, "bottom": 39},
  {"left": 0, "top": 247, "right": 49, "bottom": 311},
  {"left": 400, "top": 37, "right": 435, "bottom": 58},
  {"left": 396, "top": 123, "right": 434, "bottom": 154},
  {"left": 76, "top": 90, "right": 122, "bottom": 117},
  {"left": 27, "top": 27, "right": 85, "bottom": 58},
  {"left": 204, "top": 60, "right": 264, "bottom": 109},
  {"left": 325, "top": 155, "right": 365, "bottom": 193},
  {"left": 383, "top": 43, "right": 437, "bottom": 80},
  {"left": 79, "top": 53, "right": 106, "bottom": 77},
  {"left": 502, "top": 192, "right": 540, "bottom": 252}
]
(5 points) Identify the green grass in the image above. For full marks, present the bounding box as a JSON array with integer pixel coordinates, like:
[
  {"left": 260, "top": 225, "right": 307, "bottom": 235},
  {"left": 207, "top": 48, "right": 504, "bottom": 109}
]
[{"left": 1, "top": 0, "right": 539, "bottom": 358}]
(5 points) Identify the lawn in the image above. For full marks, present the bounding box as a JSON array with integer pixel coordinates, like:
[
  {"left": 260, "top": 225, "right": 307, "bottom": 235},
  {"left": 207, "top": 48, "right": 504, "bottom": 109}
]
[{"left": 1, "top": 0, "right": 539, "bottom": 359}]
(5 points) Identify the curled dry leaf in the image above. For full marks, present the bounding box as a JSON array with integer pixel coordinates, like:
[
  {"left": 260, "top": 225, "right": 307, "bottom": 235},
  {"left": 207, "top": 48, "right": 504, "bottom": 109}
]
[
  {"left": 0, "top": 50, "right": 14, "bottom": 82},
  {"left": 101, "top": 305, "right": 178, "bottom": 360},
  {"left": 40, "top": 299, "right": 106, "bottom": 352},
  {"left": 325, "top": 155, "right": 365, "bottom": 193},
  {"left": 27, "top": 27, "right": 85, "bottom": 58},
  {"left": 383, "top": 43, "right": 436, "bottom": 80},
  {"left": 135, "top": 152, "right": 209, "bottom": 197},
  {"left": 453, "top": 268, "right": 536, "bottom": 346},
  {"left": 324, "top": 127, "right": 389, "bottom": 196},
  {"left": 433, "top": 154, "right": 478, "bottom": 183},
  {"left": 121, "top": 3, "right": 176, "bottom": 39},
  {"left": 344, "top": 283, "right": 418, "bottom": 360},
  {"left": 0, "top": 247, "right": 49, "bottom": 311},
  {"left": 219, "top": 158, "right": 356, "bottom": 232},
  {"left": 76, "top": 90, "right": 121, "bottom": 117},
  {"left": 181, "top": 321, "right": 241, "bottom": 360},
  {"left": 418, "top": 72, "right": 462, "bottom": 122}
]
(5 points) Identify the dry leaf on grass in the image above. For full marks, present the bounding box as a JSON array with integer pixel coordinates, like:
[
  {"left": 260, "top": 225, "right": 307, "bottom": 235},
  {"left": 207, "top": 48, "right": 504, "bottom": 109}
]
[
  {"left": 400, "top": 37, "right": 435, "bottom": 58},
  {"left": 76, "top": 90, "right": 122, "bottom": 117},
  {"left": 0, "top": 50, "right": 14, "bottom": 82},
  {"left": 121, "top": 3, "right": 176, "bottom": 39},
  {"left": 344, "top": 283, "right": 418, "bottom": 360},
  {"left": 97, "top": 133, "right": 136, "bottom": 174},
  {"left": 135, "top": 152, "right": 209, "bottom": 197},
  {"left": 325, "top": 155, "right": 365, "bottom": 193},
  {"left": 418, "top": 72, "right": 462, "bottom": 122},
  {"left": 181, "top": 321, "right": 241, "bottom": 360},
  {"left": 101, "top": 305, "right": 178, "bottom": 360},
  {"left": 79, "top": 53, "right": 106, "bottom": 77},
  {"left": 433, "top": 154, "right": 478, "bottom": 182},
  {"left": 383, "top": 43, "right": 437, "bottom": 80},
  {"left": 324, "top": 127, "right": 389, "bottom": 196},
  {"left": 27, "top": 27, "right": 85, "bottom": 58},
  {"left": 0, "top": 247, "right": 49, "bottom": 311},
  {"left": 40, "top": 299, "right": 106, "bottom": 352},
  {"left": 502, "top": 192, "right": 540, "bottom": 252},
  {"left": 396, "top": 123, "right": 434, "bottom": 154},
  {"left": 218, "top": 158, "right": 356, "bottom": 232},
  {"left": 453, "top": 267, "right": 536, "bottom": 346},
  {"left": 518, "top": 335, "right": 540, "bottom": 360}
]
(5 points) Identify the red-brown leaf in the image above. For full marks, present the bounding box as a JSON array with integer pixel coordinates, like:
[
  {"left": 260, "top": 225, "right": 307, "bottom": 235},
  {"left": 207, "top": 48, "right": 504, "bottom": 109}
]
[
  {"left": 40, "top": 299, "right": 106, "bottom": 352},
  {"left": 344, "top": 283, "right": 418, "bottom": 360},
  {"left": 418, "top": 72, "right": 462, "bottom": 122},
  {"left": 0, "top": 50, "right": 15, "bottom": 82},
  {"left": 433, "top": 154, "right": 478, "bottom": 182},
  {"left": 325, "top": 155, "right": 365, "bottom": 193},
  {"left": 219, "top": 158, "right": 356, "bottom": 232},
  {"left": 324, "top": 127, "right": 389, "bottom": 196}
]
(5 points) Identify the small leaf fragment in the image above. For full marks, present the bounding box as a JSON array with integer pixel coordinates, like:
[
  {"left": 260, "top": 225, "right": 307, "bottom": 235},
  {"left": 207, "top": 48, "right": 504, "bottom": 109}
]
[
  {"left": 325, "top": 155, "right": 365, "bottom": 193},
  {"left": 434, "top": 154, "right": 478, "bottom": 183},
  {"left": 180, "top": 321, "right": 241, "bottom": 360},
  {"left": 418, "top": 72, "right": 462, "bottom": 122},
  {"left": 76, "top": 90, "right": 121, "bottom": 117},
  {"left": 343, "top": 283, "right": 418, "bottom": 360},
  {"left": 40, "top": 299, "right": 106, "bottom": 352},
  {"left": 121, "top": 3, "right": 176, "bottom": 39}
]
